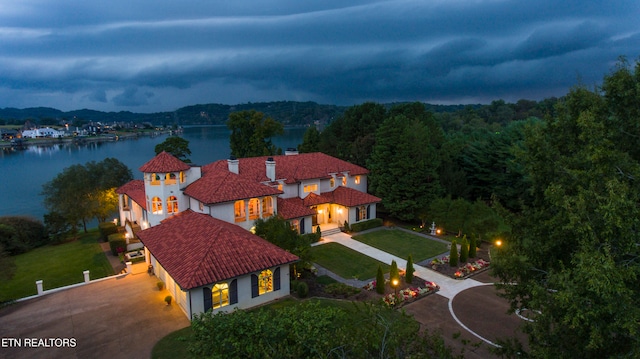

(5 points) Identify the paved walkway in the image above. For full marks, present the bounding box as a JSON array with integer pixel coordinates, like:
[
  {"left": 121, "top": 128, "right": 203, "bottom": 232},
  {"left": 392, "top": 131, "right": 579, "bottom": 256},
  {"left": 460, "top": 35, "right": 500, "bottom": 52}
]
[{"left": 315, "top": 230, "right": 485, "bottom": 299}]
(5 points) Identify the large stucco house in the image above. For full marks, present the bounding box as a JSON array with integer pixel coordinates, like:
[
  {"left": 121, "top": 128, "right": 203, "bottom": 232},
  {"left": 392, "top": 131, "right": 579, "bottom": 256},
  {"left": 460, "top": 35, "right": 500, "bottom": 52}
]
[{"left": 116, "top": 150, "right": 381, "bottom": 319}]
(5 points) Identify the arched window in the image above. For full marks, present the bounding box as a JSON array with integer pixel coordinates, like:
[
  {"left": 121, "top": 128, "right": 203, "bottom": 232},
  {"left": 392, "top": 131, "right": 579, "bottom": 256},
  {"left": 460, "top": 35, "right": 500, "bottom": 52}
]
[
  {"left": 248, "top": 198, "right": 260, "bottom": 220},
  {"left": 166, "top": 173, "right": 177, "bottom": 185},
  {"left": 150, "top": 173, "right": 160, "bottom": 186},
  {"left": 262, "top": 197, "right": 273, "bottom": 217},
  {"left": 151, "top": 197, "right": 163, "bottom": 214},
  {"left": 258, "top": 269, "right": 273, "bottom": 295},
  {"left": 234, "top": 200, "right": 245, "bottom": 222},
  {"left": 167, "top": 196, "right": 178, "bottom": 214},
  {"left": 341, "top": 176, "right": 347, "bottom": 186},
  {"left": 330, "top": 178, "right": 335, "bottom": 188},
  {"left": 179, "top": 171, "right": 185, "bottom": 183},
  {"left": 212, "top": 282, "right": 229, "bottom": 309}
]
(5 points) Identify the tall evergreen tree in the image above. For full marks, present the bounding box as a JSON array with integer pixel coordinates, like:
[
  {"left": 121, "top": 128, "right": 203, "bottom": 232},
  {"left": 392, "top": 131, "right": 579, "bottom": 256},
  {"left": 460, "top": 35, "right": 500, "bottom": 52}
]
[
  {"left": 390, "top": 260, "right": 400, "bottom": 283},
  {"left": 459, "top": 235, "right": 469, "bottom": 263},
  {"left": 405, "top": 254, "right": 415, "bottom": 284},
  {"left": 449, "top": 239, "right": 458, "bottom": 267},
  {"left": 376, "top": 265, "right": 385, "bottom": 294}
]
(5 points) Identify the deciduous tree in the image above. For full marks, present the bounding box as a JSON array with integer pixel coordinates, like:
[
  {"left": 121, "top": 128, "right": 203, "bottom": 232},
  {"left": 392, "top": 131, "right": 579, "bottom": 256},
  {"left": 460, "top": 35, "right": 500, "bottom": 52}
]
[
  {"left": 227, "top": 110, "right": 283, "bottom": 158},
  {"left": 154, "top": 136, "right": 192, "bottom": 163}
]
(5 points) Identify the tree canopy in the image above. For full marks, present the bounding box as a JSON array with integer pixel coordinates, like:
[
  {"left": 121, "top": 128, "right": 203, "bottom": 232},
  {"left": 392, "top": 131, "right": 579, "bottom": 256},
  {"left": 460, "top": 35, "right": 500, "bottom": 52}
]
[
  {"left": 227, "top": 110, "right": 284, "bottom": 158},
  {"left": 41, "top": 158, "right": 132, "bottom": 233},
  {"left": 154, "top": 136, "right": 192, "bottom": 163},
  {"left": 492, "top": 58, "right": 640, "bottom": 358}
]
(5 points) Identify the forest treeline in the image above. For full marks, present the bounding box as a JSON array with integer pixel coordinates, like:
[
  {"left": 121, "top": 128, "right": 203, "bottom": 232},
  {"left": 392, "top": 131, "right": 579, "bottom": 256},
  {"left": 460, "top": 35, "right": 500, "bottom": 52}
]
[{"left": 0, "top": 98, "right": 556, "bottom": 128}]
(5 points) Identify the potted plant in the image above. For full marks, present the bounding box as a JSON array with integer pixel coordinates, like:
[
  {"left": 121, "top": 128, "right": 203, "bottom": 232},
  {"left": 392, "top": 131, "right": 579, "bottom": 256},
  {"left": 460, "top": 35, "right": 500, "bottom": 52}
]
[
  {"left": 164, "top": 295, "right": 172, "bottom": 305},
  {"left": 157, "top": 281, "right": 165, "bottom": 291}
]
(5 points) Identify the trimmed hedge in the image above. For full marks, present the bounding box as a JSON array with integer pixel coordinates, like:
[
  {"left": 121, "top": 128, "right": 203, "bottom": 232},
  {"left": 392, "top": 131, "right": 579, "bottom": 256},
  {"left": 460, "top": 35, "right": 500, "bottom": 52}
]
[
  {"left": 302, "top": 232, "right": 321, "bottom": 243},
  {"left": 350, "top": 218, "right": 383, "bottom": 233},
  {"left": 98, "top": 222, "right": 118, "bottom": 242},
  {"left": 108, "top": 233, "right": 126, "bottom": 256}
]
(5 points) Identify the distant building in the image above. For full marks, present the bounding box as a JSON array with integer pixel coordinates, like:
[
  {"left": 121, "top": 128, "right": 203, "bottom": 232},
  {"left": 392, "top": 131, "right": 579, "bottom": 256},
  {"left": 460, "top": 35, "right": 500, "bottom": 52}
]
[{"left": 20, "top": 127, "right": 65, "bottom": 138}]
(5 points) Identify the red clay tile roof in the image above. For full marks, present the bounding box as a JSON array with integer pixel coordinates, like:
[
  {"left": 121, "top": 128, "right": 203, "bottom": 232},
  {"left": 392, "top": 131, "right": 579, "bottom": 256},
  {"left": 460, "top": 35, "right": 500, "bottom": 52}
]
[
  {"left": 201, "top": 152, "right": 369, "bottom": 184},
  {"left": 302, "top": 192, "right": 332, "bottom": 206},
  {"left": 139, "top": 151, "right": 191, "bottom": 173},
  {"left": 116, "top": 180, "right": 147, "bottom": 210},
  {"left": 137, "top": 210, "right": 298, "bottom": 290},
  {"left": 277, "top": 198, "right": 317, "bottom": 219},
  {"left": 183, "top": 171, "right": 282, "bottom": 205},
  {"left": 324, "top": 186, "right": 381, "bottom": 207}
]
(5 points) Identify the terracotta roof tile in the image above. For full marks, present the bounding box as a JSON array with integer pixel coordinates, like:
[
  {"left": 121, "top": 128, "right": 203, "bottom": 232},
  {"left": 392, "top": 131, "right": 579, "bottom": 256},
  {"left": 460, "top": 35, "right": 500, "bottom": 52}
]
[
  {"left": 184, "top": 171, "right": 282, "bottom": 205},
  {"left": 324, "top": 186, "right": 381, "bottom": 207},
  {"left": 201, "top": 152, "right": 369, "bottom": 184},
  {"left": 277, "top": 198, "right": 317, "bottom": 219},
  {"left": 137, "top": 210, "right": 298, "bottom": 290},
  {"left": 139, "top": 151, "right": 190, "bottom": 173},
  {"left": 116, "top": 180, "right": 147, "bottom": 210}
]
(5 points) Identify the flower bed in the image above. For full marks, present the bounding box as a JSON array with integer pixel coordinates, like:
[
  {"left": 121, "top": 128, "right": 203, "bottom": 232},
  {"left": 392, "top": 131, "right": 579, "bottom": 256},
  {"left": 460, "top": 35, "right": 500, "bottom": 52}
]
[
  {"left": 363, "top": 279, "right": 440, "bottom": 308},
  {"left": 425, "top": 241, "right": 492, "bottom": 279}
]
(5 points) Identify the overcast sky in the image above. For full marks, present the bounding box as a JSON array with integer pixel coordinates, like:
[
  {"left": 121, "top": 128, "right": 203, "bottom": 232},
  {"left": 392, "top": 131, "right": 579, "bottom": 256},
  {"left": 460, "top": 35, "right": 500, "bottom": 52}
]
[{"left": 1, "top": 0, "right": 639, "bottom": 113}]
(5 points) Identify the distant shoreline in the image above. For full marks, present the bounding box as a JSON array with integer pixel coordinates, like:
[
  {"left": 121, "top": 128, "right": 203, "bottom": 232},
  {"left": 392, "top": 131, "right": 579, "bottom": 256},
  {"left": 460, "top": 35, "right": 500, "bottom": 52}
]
[{"left": 0, "top": 131, "right": 171, "bottom": 149}]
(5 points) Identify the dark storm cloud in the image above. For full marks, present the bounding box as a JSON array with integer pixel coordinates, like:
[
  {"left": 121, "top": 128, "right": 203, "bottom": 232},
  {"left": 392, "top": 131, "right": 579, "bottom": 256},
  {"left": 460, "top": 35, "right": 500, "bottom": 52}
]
[{"left": 0, "top": 0, "right": 639, "bottom": 111}]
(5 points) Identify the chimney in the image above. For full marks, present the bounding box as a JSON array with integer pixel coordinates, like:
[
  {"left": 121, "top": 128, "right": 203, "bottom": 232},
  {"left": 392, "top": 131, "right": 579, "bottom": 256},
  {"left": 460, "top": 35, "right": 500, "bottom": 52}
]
[
  {"left": 227, "top": 156, "right": 239, "bottom": 174},
  {"left": 285, "top": 148, "right": 299, "bottom": 156},
  {"left": 266, "top": 157, "right": 276, "bottom": 181}
]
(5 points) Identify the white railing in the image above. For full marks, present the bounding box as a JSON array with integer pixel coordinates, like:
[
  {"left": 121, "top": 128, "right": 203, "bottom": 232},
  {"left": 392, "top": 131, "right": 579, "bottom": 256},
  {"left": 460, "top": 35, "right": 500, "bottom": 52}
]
[{"left": 14, "top": 262, "right": 135, "bottom": 303}]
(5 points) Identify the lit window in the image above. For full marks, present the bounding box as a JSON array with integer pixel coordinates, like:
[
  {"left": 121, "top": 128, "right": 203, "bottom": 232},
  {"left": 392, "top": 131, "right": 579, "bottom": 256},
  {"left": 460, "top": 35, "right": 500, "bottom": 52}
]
[
  {"left": 150, "top": 173, "right": 160, "bottom": 186},
  {"left": 152, "top": 197, "right": 163, "bottom": 214},
  {"left": 341, "top": 176, "right": 347, "bottom": 186},
  {"left": 249, "top": 198, "right": 260, "bottom": 220},
  {"left": 330, "top": 178, "right": 335, "bottom": 187},
  {"left": 358, "top": 205, "right": 367, "bottom": 220},
  {"left": 212, "top": 282, "right": 229, "bottom": 309},
  {"left": 262, "top": 197, "right": 273, "bottom": 217},
  {"left": 259, "top": 269, "right": 273, "bottom": 295},
  {"left": 234, "top": 200, "right": 246, "bottom": 222},
  {"left": 167, "top": 196, "right": 178, "bottom": 214},
  {"left": 166, "top": 173, "right": 177, "bottom": 185},
  {"left": 303, "top": 184, "right": 318, "bottom": 193},
  {"left": 199, "top": 201, "right": 204, "bottom": 211},
  {"left": 277, "top": 183, "right": 283, "bottom": 191},
  {"left": 355, "top": 176, "right": 361, "bottom": 185},
  {"left": 291, "top": 219, "right": 300, "bottom": 233},
  {"left": 180, "top": 171, "right": 185, "bottom": 183}
]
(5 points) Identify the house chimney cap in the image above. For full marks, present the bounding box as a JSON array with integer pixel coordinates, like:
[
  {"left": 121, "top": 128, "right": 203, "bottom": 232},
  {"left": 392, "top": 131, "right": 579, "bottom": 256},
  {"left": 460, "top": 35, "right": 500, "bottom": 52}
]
[
  {"left": 229, "top": 155, "right": 237, "bottom": 160},
  {"left": 267, "top": 157, "right": 274, "bottom": 162}
]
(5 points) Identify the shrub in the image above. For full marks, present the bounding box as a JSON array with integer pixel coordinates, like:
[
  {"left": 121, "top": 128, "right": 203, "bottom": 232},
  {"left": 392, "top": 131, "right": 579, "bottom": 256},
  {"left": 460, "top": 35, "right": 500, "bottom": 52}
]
[
  {"left": 459, "top": 235, "right": 469, "bottom": 263},
  {"left": 324, "top": 283, "right": 360, "bottom": 297},
  {"left": 157, "top": 281, "right": 165, "bottom": 291},
  {"left": 108, "top": 233, "right": 126, "bottom": 256},
  {"left": 164, "top": 295, "right": 172, "bottom": 305},
  {"left": 0, "top": 216, "right": 48, "bottom": 255},
  {"left": 469, "top": 235, "right": 477, "bottom": 258},
  {"left": 405, "top": 254, "right": 415, "bottom": 283},
  {"left": 376, "top": 265, "right": 385, "bottom": 294},
  {"left": 349, "top": 218, "right": 383, "bottom": 232},
  {"left": 343, "top": 221, "right": 350, "bottom": 232},
  {"left": 301, "top": 232, "right": 320, "bottom": 243},
  {"left": 98, "top": 222, "right": 118, "bottom": 242},
  {"left": 449, "top": 239, "right": 459, "bottom": 267},
  {"left": 390, "top": 260, "right": 400, "bottom": 283},
  {"left": 297, "top": 282, "right": 309, "bottom": 298}
]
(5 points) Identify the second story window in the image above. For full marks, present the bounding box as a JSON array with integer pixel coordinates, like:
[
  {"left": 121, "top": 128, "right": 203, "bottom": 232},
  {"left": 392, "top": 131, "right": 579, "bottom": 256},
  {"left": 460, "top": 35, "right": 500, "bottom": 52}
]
[
  {"left": 248, "top": 198, "right": 260, "bottom": 220},
  {"left": 355, "top": 176, "right": 361, "bottom": 185},
  {"left": 166, "top": 173, "right": 177, "bottom": 185},
  {"left": 151, "top": 196, "right": 163, "bottom": 214},
  {"left": 234, "top": 200, "right": 246, "bottom": 222},
  {"left": 262, "top": 197, "right": 273, "bottom": 217},
  {"left": 303, "top": 184, "right": 318, "bottom": 193},
  {"left": 167, "top": 196, "right": 178, "bottom": 214}
]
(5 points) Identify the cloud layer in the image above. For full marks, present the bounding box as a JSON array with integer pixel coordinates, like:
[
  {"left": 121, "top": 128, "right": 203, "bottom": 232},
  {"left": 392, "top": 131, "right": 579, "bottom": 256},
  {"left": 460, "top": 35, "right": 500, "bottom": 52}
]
[{"left": 1, "top": 0, "right": 639, "bottom": 112}]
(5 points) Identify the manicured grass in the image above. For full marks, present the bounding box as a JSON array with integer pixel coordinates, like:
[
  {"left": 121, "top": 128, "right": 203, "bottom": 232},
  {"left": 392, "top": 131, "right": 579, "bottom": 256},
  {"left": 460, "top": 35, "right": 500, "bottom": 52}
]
[
  {"left": 151, "top": 326, "right": 194, "bottom": 359},
  {"left": 310, "top": 242, "right": 390, "bottom": 280},
  {"left": 352, "top": 229, "right": 448, "bottom": 262},
  {"left": 0, "top": 230, "right": 114, "bottom": 302}
]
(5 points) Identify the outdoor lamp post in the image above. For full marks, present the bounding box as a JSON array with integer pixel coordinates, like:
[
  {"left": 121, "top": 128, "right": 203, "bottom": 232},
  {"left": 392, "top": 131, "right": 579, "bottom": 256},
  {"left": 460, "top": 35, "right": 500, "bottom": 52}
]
[{"left": 392, "top": 278, "right": 399, "bottom": 297}]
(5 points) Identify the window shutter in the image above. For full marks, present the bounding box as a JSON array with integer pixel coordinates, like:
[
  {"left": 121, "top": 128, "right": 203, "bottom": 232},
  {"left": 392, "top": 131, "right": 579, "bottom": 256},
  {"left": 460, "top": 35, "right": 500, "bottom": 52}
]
[
  {"left": 300, "top": 218, "right": 305, "bottom": 234},
  {"left": 251, "top": 274, "right": 259, "bottom": 298},
  {"left": 366, "top": 205, "right": 370, "bottom": 219},
  {"left": 203, "top": 287, "right": 212, "bottom": 312},
  {"left": 356, "top": 207, "right": 360, "bottom": 220},
  {"left": 230, "top": 279, "right": 238, "bottom": 304},
  {"left": 274, "top": 267, "right": 281, "bottom": 291}
]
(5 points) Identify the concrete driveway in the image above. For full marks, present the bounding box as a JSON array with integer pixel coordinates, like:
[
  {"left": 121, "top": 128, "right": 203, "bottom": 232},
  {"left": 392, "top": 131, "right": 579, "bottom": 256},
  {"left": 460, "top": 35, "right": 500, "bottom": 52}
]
[
  {"left": 0, "top": 269, "right": 189, "bottom": 359},
  {"left": 403, "top": 271, "right": 528, "bottom": 359}
]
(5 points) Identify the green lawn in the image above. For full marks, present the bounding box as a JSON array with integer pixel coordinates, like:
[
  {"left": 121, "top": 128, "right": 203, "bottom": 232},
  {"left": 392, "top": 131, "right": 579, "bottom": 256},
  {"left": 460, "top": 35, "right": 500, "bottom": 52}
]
[
  {"left": 0, "top": 230, "right": 114, "bottom": 302},
  {"left": 352, "top": 229, "right": 448, "bottom": 261},
  {"left": 310, "top": 242, "right": 390, "bottom": 280}
]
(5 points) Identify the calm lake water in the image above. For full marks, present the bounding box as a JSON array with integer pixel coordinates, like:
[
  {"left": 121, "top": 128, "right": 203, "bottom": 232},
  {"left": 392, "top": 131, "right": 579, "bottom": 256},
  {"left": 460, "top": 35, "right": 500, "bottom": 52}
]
[{"left": 0, "top": 126, "right": 306, "bottom": 221}]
